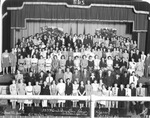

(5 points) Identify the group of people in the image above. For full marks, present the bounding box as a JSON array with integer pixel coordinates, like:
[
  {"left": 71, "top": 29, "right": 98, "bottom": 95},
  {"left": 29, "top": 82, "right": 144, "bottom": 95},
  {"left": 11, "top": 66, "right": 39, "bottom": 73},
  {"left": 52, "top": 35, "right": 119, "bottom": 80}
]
[{"left": 1, "top": 31, "right": 150, "bottom": 115}]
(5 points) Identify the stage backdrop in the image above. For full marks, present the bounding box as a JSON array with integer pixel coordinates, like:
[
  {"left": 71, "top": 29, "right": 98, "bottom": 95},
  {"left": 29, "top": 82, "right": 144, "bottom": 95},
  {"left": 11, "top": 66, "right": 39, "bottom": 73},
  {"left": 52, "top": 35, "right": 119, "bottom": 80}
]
[{"left": 14, "top": 21, "right": 132, "bottom": 44}]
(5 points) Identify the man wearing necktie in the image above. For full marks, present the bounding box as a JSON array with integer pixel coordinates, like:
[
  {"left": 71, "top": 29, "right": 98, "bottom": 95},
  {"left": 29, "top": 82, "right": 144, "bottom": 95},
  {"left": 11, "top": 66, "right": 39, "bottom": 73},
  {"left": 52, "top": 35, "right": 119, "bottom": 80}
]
[
  {"left": 129, "top": 71, "right": 139, "bottom": 87},
  {"left": 136, "top": 83, "right": 144, "bottom": 115}
]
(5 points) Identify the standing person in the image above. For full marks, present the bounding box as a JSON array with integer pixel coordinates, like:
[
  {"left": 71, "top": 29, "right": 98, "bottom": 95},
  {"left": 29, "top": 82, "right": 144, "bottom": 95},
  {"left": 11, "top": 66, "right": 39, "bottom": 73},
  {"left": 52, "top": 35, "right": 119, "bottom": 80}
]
[
  {"left": 66, "top": 56, "right": 74, "bottom": 72},
  {"left": 144, "top": 53, "right": 150, "bottom": 77},
  {"left": 80, "top": 55, "right": 88, "bottom": 71},
  {"left": 72, "top": 69, "right": 80, "bottom": 83},
  {"left": 9, "top": 48, "right": 17, "bottom": 74},
  {"left": 46, "top": 72, "right": 53, "bottom": 86},
  {"left": 78, "top": 81, "right": 86, "bottom": 108},
  {"left": 135, "top": 58, "right": 144, "bottom": 78},
  {"left": 136, "top": 83, "right": 145, "bottom": 115},
  {"left": 24, "top": 82, "right": 33, "bottom": 107},
  {"left": 88, "top": 56, "right": 94, "bottom": 72},
  {"left": 100, "top": 84, "right": 107, "bottom": 108},
  {"left": 38, "top": 56, "right": 45, "bottom": 72},
  {"left": 33, "top": 81, "right": 41, "bottom": 107},
  {"left": 64, "top": 68, "right": 72, "bottom": 82},
  {"left": 55, "top": 68, "right": 64, "bottom": 84},
  {"left": 118, "top": 84, "right": 126, "bottom": 116},
  {"left": 112, "top": 83, "right": 119, "bottom": 108},
  {"left": 72, "top": 80, "right": 79, "bottom": 107},
  {"left": 130, "top": 83, "right": 137, "bottom": 114},
  {"left": 18, "top": 55, "right": 25, "bottom": 73},
  {"left": 57, "top": 78, "right": 66, "bottom": 107},
  {"left": 51, "top": 55, "right": 59, "bottom": 74},
  {"left": 45, "top": 55, "right": 52, "bottom": 72},
  {"left": 85, "top": 80, "right": 92, "bottom": 107},
  {"left": 17, "top": 79, "right": 26, "bottom": 110},
  {"left": 94, "top": 55, "right": 100, "bottom": 70},
  {"left": 80, "top": 68, "right": 90, "bottom": 84},
  {"left": 107, "top": 86, "right": 112, "bottom": 111},
  {"left": 2, "top": 49, "right": 10, "bottom": 75},
  {"left": 9, "top": 80, "right": 17, "bottom": 109},
  {"left": 59, "top": 55, "right": 66, "bottom": 72},
  {"left": 65, "top": 78, "right": 73, "bottom": 107},
  {"left": 49, "top": 80, "right": 57, "bottom": 108},
  {"left": 15, "top": 70, "right": 23, "bottom": 84},
  {"left": 129, "top": 71, "right": 139, "bottom": 87},
  {"left": 31, "top": 54, "right": 38, "bottom": 73},
  {"left": 125, "top": 84, "right": 131, "bottom": 114},
  {"left": 40, "top": 81, "right": 50, "bottom": 107},
  {"left": 25, "top": 54, "right": 31, "bottom": 73}
]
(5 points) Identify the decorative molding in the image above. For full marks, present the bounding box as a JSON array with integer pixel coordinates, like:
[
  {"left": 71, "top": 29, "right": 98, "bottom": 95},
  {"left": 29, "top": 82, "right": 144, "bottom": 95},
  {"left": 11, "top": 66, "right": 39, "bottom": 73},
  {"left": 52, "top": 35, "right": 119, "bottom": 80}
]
[
  {"left": 2, "top": 12, "right": 7, "bottom": 19},
  {"left": 7, "top": 2, "right": 149, "bottom": 14},
  {"left": 10, "top": 18, "right": 147, "bottom": 32}
]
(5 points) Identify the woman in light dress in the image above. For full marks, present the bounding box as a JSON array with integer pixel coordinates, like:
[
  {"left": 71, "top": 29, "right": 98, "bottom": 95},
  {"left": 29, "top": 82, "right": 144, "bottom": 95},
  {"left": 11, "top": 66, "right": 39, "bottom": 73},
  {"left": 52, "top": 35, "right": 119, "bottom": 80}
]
[
  {"left": 97, "top": 79, "right": 104, "bottom": 108},
  {"left": 31, "top": 54, "right": 38, "bottom": 73},
  {"left": 100, "top": 84, "right": 107, "bottom": 108},
  {"left": 24, "top": 82, "right": 33, "bottom": 106},
  {"left": 106, "top": 86, "right": 112, "bottom": 111},
  {"left": 106, "top": 56, "right": 113, "bottom": 70},
  {"left": 17, "top": 79, "right": 26, "bottom": 110},
  {"left": 57, "top": 78, "right": 66, "bottom": 107},
  {"left": 15, "top": 70, "right": 23, "bottom": 84},
  {"left": 49, "top": 80, "right": 57, "bottom": 108},
  {"left": 135, "top": 58, "right": 144, "bottom": 77},
  {"left": 45, "top": 55, "right": 52, "bottom": 72},
  {"left": 9, "top": 48, "right": 17, "bottom": 74},
  {"left": 59, "top": 55, "right": 66, "bottom": 72},
  {"left": 33, "top": 81, "right": 41, "bottom": 107},
  {"left": 18, "top": 55, "right": 25, "bottom": 73},
  {"left": 94, "top": 55, "right": 100, "bottom": 70},
  {"left": 128, "top": 58, "right": 136, "bottom": 74},
  {"left": 91, "top": 80, "right": 99, "bottom": 95},
  {"left": 85, "top": 80, "right": 92, "bottom": 107},
  {"left": 25, "top": 54, "right": 31, "bottom": 73},
  {"left": 9, "top": 80, "right": 17, "bottom": 109},
  {"left": 74, "top": 56, "right": 80, "bottom": 70},
  {"left": 2, "top": 49, "right": 10, "bottom": 75},
  {"left": 38, "top": 56, "right": 45, "bottom": 72},
  {"left": 72, "top": 80, "right": 79, "bottom": 107}
]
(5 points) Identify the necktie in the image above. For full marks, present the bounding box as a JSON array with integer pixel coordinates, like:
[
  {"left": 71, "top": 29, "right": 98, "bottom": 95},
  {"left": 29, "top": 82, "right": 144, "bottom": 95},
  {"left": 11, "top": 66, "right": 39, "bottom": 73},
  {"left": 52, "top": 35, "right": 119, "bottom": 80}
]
[
  {"left": 114, "top": 88, "right": 116, "bottom": 95},
  {"left": 139, "top": 88, "right": 141, "bottom": 96},
  {"left": 133, "top": 76, "right": 135, "bottom": 81}
]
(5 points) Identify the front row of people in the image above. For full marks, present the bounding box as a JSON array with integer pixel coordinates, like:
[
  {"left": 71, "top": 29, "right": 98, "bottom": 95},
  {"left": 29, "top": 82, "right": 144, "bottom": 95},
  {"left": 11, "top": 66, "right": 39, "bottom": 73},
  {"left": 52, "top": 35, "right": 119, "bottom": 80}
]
[{"left": 9, "top": 78, "right": 145, "bottom": 115}]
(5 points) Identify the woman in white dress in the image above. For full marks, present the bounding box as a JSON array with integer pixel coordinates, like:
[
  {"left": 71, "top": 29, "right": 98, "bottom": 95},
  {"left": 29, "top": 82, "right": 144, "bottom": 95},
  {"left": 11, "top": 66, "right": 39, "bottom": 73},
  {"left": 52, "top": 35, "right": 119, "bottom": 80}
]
[
  {"left": 31, "top": 54, "right": 38, "bottom": 73},
  {"left": 100, "top": 84, "right": 107, "bottom": 108},
  {"left": 94, "top": 55, "right": 100, "bottom": 70},
  {"left": 25, "top": 82, "right": 33, "bottom": 106},
  {"left": 72, "top": 80, "right": 79, "bottom": 107},
  {"left": 45, "top": 55, "right": 52, "bottom": 72},
  {"left": 128, "top": 58, "right": 136, "bottom": 74},
  {"left": 141, "top": 51, "right": 146, "bottom": 63},
  {"left": 106, "top": 56, "right": 113, "bottom": 70},
  {"left": 17, "top": 79, "right": 26, "bottom": 110},
  {"left": 74, "top": 56, "right": 80, "bottom": 70},
  {"left": 91, "top": 80, "right": 99, "bottom": 95},
  {"left": 57, "top": 78, "right": 66, "bottom": 107},
  {"left": 25, "top": 54, "right": 31, "bottom": 73},
  {"left": 9, "top": 80, "right": 17, "bottom": 109}
]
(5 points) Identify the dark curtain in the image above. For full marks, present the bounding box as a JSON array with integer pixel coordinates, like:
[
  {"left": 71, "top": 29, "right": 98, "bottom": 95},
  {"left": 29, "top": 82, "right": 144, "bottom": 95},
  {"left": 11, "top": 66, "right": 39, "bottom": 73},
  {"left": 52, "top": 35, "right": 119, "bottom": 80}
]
[{"left": 2, "top": 11, "right": 11, "bottom": 52}]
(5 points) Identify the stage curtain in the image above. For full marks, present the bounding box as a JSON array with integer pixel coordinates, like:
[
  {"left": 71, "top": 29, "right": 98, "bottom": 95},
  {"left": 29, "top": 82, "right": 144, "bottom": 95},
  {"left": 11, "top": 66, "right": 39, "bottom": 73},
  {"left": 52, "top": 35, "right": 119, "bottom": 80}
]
[{"left": 10, "top": 4, "right": 148, "bottom": 31}]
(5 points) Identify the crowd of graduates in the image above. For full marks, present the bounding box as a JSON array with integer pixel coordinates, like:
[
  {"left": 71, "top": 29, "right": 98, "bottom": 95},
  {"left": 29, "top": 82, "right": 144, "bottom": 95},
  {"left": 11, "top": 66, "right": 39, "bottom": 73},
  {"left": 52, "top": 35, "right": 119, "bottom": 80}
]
[{"left": 1, "top": 31, "right": 150, "bottom": 115}]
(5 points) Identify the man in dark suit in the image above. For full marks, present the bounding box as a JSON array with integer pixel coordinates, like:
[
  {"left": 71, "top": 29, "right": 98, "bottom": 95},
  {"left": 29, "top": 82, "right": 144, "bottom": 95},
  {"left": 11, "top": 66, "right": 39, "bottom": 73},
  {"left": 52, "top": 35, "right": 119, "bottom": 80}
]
[
  {"left": 130, "top": 83, "right": 137, "bottom": 114},
  {"left": 65, "top": 78, "right": 73, "bottom": 107},
  {"left": 105, "top": 70, "right": 114, "bottom": 87},
  {"left": 118, "top": 84, "right": 126, "bottom": 116},
  {"left": 133, "top": 49, "right": 141, "bottom": 62}
]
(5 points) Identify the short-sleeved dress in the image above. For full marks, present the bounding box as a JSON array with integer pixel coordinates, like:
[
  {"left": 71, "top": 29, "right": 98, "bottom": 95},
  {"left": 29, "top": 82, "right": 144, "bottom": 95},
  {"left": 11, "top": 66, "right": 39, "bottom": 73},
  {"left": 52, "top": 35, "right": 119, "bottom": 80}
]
[
  {"left": 18, "top": 58, "right": 25, "bottom": 71},
  {"left": 33, "top": 85, "right": 41, "bottom": 104},
  {"left": 9, "top": 84, "right": 17, "bottom": 102},
  {"left": 78, "top": 86, "right": 86, "bottom": 104},
  {"left": 25, "top": 57, "right": 31, "bottom": 68},
  {"left": 2, "top": 52, "right": 10, "bottom": 68},
  {"left": 24, "top": 85, "right": 33, "bottom": 104},
  {"left": 17, "top": 83, "right": 26, "bottom": 103},
  {"left": 49, "top": 84, "right": 57, "bottom": 104},
  {"left": 9, "top": 52, "right": 17, "bottom": 67},
  {"left": 85, "top": 84, "right": 92, "bottom": 96},
  {"left": 72, "top": 84, "right": 79, "bottom": 102},
  {"left": 15, "top": 74, "right": 23, "bottom": 84},
  {"left": 57, "top": 83, "right": 66, "bottom": 103}
]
